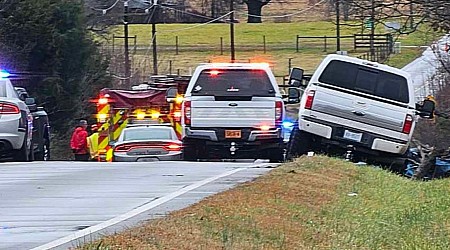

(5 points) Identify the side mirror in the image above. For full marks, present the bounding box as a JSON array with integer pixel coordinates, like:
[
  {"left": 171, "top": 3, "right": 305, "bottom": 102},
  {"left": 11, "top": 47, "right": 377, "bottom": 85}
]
[
  {"left": 416, "top": 98, "right": 436, "bottom": 119},
  {"left": 285, "top": 87, "right": 301, "bottom": 104},
  {"left": 288, "top": 67, "right": 304, "bottom": 88},
  {"left": 25, "top": 97, "right": 35, "bottom": 105},
  {"left": 166, "top": 87, "right": 178, "bottom": 103},
  {"left": 25, "top": 98, "right": 37, "bottom": 112}
]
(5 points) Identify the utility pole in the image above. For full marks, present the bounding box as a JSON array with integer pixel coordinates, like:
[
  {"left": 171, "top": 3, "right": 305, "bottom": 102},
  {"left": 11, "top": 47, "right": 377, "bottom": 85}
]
[
  {"left": 124, "top": 0, "right": 131, "bottom": 86},
  {"left": 336, "top": 0, "right": 341, "bottom": 52},
  {"left": 370, "top": 0, "right": 375, "bottom": 61},
  {"left": 152, "top": 0, "right": 158, "bottom": 75},
  {"left": 409, "top": 0, "right": 414, "bottom": 29},
  {"left": 230, "top": 0, "right": 236, "bottom": 62}
]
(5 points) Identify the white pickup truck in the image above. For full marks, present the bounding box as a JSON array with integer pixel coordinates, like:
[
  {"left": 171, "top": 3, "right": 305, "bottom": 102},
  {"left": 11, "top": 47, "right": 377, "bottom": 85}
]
[
  {"left": 168, "top": 63, "right": 286, "bottom": 162},
  {"left": 286, "top": 54, "right": 435, "bottom": 162}
]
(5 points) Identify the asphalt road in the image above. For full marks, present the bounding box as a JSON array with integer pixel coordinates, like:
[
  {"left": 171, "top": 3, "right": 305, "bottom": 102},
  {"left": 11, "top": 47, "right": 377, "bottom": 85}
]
[{"left": 0, "top": 160, "right": 276, "bottom": 250}]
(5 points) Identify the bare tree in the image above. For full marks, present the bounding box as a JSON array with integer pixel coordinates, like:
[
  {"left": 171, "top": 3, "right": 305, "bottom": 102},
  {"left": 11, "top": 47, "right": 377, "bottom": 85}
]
[{"left": 243, "top": 0, "right": 271, "bottom": 23}]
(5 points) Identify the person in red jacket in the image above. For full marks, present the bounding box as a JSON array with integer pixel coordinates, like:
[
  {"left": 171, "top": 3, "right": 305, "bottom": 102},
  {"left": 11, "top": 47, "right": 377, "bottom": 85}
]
[{"left": 70, "top": 120, "right": 89, "bottom": 161}]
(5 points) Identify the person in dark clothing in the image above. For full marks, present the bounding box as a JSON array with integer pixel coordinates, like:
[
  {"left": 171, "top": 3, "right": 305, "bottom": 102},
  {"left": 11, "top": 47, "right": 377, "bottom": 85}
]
[{"left": 70, "top": 120, "right": 89, "bottom": 161}]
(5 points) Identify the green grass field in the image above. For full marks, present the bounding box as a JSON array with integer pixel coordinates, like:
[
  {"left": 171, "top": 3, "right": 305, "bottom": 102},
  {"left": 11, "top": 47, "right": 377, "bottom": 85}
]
[{"left": 106, "top": 22, "right": 441, "bottom": 81}]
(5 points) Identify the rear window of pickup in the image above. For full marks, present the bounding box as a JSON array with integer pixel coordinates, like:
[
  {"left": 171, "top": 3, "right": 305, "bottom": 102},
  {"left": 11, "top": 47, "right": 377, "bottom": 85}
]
[
  {"left": 318, "top": 60, "right": 409, "bottom": 103},
  {"left": 191, "top": 69, "right": 275, "bottom": 97}
]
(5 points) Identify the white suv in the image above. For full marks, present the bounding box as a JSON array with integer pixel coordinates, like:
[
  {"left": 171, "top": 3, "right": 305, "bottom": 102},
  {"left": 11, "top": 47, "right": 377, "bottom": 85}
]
[
  {"left": 287, "top": 54, "right": 433, "bottom": 161},
  {"left": 171, "top": 63, "right": 286, "bottom": 162},
  {"left": 0, "top": 75, "right": 34, "bottom": 161}
]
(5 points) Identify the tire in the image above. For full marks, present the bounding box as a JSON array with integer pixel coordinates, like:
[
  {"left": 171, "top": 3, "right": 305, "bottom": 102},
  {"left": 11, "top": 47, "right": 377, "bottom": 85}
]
[
  {"left": 14, "top": 135, "right": 29, "bottom": 162},
  {"left": 268, "top": 148, "right": 285, "bottom": 163},
  {"left": 35, "top": 139, "right": 50, "bottom": 161},
  {"left": 182, "top": 138, "right": 198, "bottom": 161},
  {"left": 286, "top": 125, "right": 313, "bottom": 160},
  {"left": 183, "top": 145, "right": 197, "bottom": 161}
]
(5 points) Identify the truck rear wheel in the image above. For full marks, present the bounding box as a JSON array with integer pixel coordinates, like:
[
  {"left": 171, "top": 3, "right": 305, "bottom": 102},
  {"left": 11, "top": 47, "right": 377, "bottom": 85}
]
[
  {"left": 182, "top": 139, "right": 198, "bottom": 161},
  {"left": 286, "top": 125, "right": 313, "bottom": 160},
  {"left": 268, "top": 148, "right": 285, "bottom": 163},
  {"left": 183, "top": 146, "right": 197, "bottom": 161}
]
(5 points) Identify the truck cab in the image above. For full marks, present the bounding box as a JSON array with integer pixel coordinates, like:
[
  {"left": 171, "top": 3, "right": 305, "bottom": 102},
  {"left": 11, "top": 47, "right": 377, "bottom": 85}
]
[{"left": 178, "top": 63, "right": 285, "bottom": 162}]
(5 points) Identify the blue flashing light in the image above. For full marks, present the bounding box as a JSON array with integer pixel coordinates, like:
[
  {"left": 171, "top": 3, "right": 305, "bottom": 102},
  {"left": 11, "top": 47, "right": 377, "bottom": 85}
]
[
  {"left": 0, "top": 69, "right": 11, "bottom": 79},
  {"left": 282, "top": 121, "right": 294, "bottom": 129}
]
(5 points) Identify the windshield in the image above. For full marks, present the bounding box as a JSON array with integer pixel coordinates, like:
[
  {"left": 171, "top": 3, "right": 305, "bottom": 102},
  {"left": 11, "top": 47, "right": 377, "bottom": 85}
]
[
  {"left": 318, "top": 60, "right": 409, "bottom": 103},
  {"left": 123, "top": 128, "right": 173, "bottom": 141},
  {"left": 192, "top": 69, "right": 275, "bottom": 97}
]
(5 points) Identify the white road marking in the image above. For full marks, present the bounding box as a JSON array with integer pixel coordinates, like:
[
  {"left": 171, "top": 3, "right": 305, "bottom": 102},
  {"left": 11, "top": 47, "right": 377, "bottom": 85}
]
[{"left": 30, "top": 166, "right": 250, "bottom": 250}]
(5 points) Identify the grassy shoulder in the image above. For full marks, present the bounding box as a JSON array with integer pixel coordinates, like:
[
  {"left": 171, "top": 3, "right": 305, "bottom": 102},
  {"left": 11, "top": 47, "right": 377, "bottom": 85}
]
[{"left": 80, "top": 156, "right": 450, "bottom": 249}]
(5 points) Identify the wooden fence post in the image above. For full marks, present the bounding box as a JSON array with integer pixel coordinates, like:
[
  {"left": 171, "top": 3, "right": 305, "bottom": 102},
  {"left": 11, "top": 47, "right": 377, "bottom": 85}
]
[
  {"left": 134, "top": 35, "right": 137, "bottom": 54},
  {"left": 220, "top": 37, "right": 224, "bottom": 55},
  {"left": 175, "top": 36, "right": 179, "bottom": 55},
  {"left": 263, "top": 35, "right": 266, "bottom": 54}
]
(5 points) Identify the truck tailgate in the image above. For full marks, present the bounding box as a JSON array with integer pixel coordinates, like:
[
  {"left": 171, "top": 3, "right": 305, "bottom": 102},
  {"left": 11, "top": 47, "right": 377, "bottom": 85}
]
[{"left": 191, "top": 100, "right": 275, "bottom": 127}]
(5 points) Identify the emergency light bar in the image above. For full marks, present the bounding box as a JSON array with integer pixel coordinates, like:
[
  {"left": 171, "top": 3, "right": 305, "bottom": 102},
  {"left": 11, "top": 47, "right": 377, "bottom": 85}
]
[{"left": 0, "top": 69, "right": 11, "bottom": 79}]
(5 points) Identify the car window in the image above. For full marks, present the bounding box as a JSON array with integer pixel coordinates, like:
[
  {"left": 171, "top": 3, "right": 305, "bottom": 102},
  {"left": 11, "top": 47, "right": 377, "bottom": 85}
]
[
  {"left": 0, "top": 80, "right": 7, "bottom": 97},
  {"left": 318, "top": 60, "right": 409, "bottom": 103},
  {"left": 123, "top": 128, "right": 173, "bottom": 141},
  {"left": 192, "top": 69, "right": 275, "bottom": 97}
]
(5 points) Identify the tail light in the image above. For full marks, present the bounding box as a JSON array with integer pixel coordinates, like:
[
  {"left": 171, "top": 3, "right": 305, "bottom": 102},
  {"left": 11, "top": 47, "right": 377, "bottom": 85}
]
[
  {"left": 114, "top": 143, "right": 183, "bottom": 152},
  {"left": 0, "top": 102, "right": 20, "bottom": 114},
  {"left": 402, "top": 114, "right": 413, "bottom": 134},
  {"left": 115, "top": 144, "right": 134, "bottom": 152},
  {"left": 183, "top": 101, "right": 191, "bottom": 125},
  {"left": 304, "top": 90, "right": 315, "bottom": 110},
  {"left": 275, "top": 101, "right": 283, "bottom": 123},
  {"left": 164, "top": 143, "right": 182, "bottom": 151},
  {"left": 260, "top": 125, "right": 271, "bottom": 131}
]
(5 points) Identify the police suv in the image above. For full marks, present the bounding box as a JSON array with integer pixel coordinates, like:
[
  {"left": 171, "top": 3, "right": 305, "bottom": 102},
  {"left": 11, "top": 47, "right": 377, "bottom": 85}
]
[{"left": 0, "top": 70, "right": 34, "bottom": 161}]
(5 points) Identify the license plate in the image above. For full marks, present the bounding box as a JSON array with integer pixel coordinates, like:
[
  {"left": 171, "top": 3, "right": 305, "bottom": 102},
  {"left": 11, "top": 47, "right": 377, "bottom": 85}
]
[
  {"left": 343, "top": 130, "right": 362, "bottom": 142},
  {"left": 225, "top": 130, "right": 241, "bottom": 139}
]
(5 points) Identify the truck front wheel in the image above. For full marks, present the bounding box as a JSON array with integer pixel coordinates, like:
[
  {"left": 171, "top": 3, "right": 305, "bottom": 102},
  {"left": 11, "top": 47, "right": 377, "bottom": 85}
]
[{"left": 286, "top": 125, "right": 313, "bottom": 160}]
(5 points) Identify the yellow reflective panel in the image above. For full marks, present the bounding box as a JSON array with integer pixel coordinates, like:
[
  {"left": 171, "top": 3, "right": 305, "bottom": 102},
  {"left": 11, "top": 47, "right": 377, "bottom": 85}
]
[
  {"left": 151, "top": 111, "right": 160, "bottom": 119},
  {"left": 175, "top": 95, "right": 184, "bottom": 104},
  {"left": 136, "top": 112, "right": 146, "bottom": 120}
]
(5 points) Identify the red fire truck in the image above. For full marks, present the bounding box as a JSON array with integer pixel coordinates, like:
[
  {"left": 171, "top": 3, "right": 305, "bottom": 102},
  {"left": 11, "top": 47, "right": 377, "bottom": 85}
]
[{"left": 93, "top": 75, "right": 189, "bottom": 161}]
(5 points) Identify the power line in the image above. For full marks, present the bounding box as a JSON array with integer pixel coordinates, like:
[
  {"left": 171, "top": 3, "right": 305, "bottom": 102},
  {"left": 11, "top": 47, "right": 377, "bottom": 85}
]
[
  {"left": 90, "top": 0, "right": 121, "bottom": 15},
  {"left": 89, "top": 0, "right": 157, "bottom": 15},
  {"left": 158, "top": 4, "right": 217, "bottom": 21},
  {"left": 157, "top": 11, "right": 233, "bottom": 33}
]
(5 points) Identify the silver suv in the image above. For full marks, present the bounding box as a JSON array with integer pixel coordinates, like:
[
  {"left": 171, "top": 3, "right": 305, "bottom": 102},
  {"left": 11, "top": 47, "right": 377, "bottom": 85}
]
[{"left": 0, "top": 76, "right": 34, "bottom": 161}]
